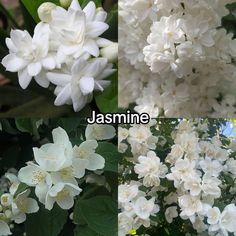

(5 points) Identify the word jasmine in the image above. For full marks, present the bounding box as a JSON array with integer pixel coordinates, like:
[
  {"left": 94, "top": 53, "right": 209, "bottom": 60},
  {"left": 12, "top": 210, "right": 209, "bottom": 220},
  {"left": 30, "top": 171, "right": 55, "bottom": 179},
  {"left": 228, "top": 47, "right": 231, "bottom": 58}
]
[{"left": 87, "top": 110, "right": 150, "bottom": 124}]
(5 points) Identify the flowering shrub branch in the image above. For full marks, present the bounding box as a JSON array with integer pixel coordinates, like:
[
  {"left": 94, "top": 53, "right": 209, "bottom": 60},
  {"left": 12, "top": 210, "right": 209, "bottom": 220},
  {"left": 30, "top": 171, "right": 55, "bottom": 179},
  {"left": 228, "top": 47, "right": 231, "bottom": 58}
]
[
  {"left": 119, "top": 119, "right": 236, "bottom": 236},
  {"left": 1, "top": 0, "right": 118, "bottom": 113},
  {"left": 0, "top": 119, "right": 118, "bottom": 236}
]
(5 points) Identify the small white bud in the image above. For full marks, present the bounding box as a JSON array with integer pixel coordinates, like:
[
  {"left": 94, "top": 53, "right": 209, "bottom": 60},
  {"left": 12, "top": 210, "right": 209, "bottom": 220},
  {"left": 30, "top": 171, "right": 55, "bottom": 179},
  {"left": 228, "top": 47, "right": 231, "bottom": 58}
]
[
  {"left": 100, "top": 42, "right": 118, "bottom": 63},
  {"left": 1, "top": 193, "right": 13, "bottom": 207},
  {"left": 37, "top": 2, "right": 57, "bottom": 23},
  {"left": 60, "top": 0, "right": 72, "bottom": 8},
  {"left": 4, "top": 210, "right": 12, "bottom": 219}
]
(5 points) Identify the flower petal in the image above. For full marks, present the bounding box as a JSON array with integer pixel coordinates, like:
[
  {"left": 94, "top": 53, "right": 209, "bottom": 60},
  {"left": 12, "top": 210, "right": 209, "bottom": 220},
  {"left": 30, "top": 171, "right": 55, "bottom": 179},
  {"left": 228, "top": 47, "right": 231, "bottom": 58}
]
[
  {"left": 18, "top": 68, "right": 32, "bottom": 89},
  {"left": 47, "top": 72, "right": 71, "bottom": 86},
  {"left": 84, "top": 39, "right": 99, "bottom": 57},
  {"left": 79, "top": 76, "right": 94, "bottom": 95},
  {"left": 2, "top": 54, "right": 27, "bottom": 72},
  {"left": 86, "top": 22, "right": 109, "bottom": 38},
  {"left": 27, "top": 62, "right": 42, "bottom": 76},
  {"left": 87, "top": 153, "right": 105, "bottom": 170},
  {"left": 54, "top": 84, "right": 71, "bottom": 106},
  {"left": 83, "top": 1, "right": 96, "bottom": 21}
]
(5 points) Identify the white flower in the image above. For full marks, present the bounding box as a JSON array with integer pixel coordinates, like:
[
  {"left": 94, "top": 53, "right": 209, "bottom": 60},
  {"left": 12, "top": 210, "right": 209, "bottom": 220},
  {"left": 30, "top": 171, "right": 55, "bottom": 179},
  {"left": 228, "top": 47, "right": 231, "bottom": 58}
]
[
  {"left": 207, "top": 207, "right": 221, "bottom": 225},
  {"left": 118, "top": 213, "right": 133, "bottom": 236},
  {"left": 72, "top": 140, "right": 105, "bottom": 178},
  {"left": 1, "top": 22, "right": 56, "bottom": 89},
  {"left": 5, "top": 173, "right": 20, "bottom": 195},
  {"left": 219, "top": 204, "right": 236, "bottom": 233},
  {"left": 11, "top": 189, "right": 39, "bottom": 224},
  {"left": 184, "top": 176, "right": 202, "bottom": 196},
  {"left": 178, "top": 195, "right": 202, "bottom": 217},
  {"left": 47, "top": 57, "right": 115, "bottom": 111},
  {"left": 0, "top": 221, "right": 11, "bottom": 236},
  {"left": 50, "top": 0, "right": 110, "bottom": 61},
  {"left": 45, "top": 183, "right": 82, "bottom": 210},
  {"left": 166, "top": 159, "right": 196, "bottom": 188},
  {"left": 86, "top": 124, "right": 116, "bottom": 140},
  {"left": 226, "top": 158, "right": 236, "bottom": 176},
  {"left": 199, "top": 157, "right": 223, "bottom": 177},
  {"left": 118, "top": 184, "right": 139, "bottom": 204},
  {"left": 165, "top": 206, "right": 178, "bottom": 223},
  {"left": 0, "top": 194, "right": 13, "bottom": 207},
  {"left": 18, "top": 164, "right": 52, "bottom": 204},
  {"left": 37, "top": 2, "right": 57, "bottom": 23},
  {"left": 201, "top": 175, "right": 221, "bottom": 198},
  {"left": 133, "top": 197, "right": 159, "bottom": 220},
  {"left": 134, "top": 151, "right": 167, "bottom": 187}
]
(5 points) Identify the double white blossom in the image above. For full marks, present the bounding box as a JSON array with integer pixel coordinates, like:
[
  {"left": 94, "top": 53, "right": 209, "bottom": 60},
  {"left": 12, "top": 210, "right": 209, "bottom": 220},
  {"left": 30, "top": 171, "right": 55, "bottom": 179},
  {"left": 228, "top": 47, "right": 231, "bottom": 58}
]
[{"left": 1, "top": 0, "right": 117, "bottom": 112}]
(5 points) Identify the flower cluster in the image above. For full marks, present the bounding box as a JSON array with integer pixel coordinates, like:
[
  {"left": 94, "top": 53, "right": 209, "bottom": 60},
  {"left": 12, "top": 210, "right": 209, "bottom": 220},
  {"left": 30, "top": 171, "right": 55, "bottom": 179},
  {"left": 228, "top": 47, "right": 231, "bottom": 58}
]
[
  {"left": 0, "top": 173, "right": 39, "bottom": 235},
  {"left": 2, "top": 0, "right": 117, "bottom": 112},
  {"left": 0, "top": 123, "right": 116, "bottom": 235},
  {"left": 119, "top": 119, "right": 236, "bottom": 236},
  {"left": 119, "top": 0, "right": 236, "bottom": 117}
]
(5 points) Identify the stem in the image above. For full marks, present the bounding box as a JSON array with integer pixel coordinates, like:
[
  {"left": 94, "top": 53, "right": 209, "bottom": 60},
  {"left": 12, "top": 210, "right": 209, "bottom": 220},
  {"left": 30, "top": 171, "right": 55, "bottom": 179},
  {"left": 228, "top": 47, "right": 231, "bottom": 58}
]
[{"left": 0, "top": 3, "right": 20, "bottom": 29}]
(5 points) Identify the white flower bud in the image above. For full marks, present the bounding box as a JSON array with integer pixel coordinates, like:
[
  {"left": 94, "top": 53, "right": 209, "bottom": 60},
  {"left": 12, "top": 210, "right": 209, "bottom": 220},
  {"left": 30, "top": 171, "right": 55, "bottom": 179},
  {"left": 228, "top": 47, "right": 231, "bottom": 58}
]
[
  {"left": 100, "top": 42, "right": 118, "bottom": 63},
  {"left": 1, "top": 193, "right": 13, "bottom": 207},
  {"left": 60, "top": 0, "right": 72, "bottom": 8},
  {"left": 4, "top": 210, "right": 12, "bottom": 219},
  {"left": 37, "top": 2, "right": 57, "bottom": 23}
]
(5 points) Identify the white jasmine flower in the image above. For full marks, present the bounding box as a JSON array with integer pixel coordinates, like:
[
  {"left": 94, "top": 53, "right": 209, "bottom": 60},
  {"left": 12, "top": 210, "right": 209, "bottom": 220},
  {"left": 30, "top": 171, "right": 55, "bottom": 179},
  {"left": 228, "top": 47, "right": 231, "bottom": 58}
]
[
  {"left": 118, "top": 184, "right": 139, "bottom": 204},
  {"left": 47, "top": 58, "right": 115, "bottom": 111},
  {"left": 72, "top": 140, "right": 105, "bottom": 178},
  {"left": 184, "top": 176, "right": 202, "bottom": 196},
  {"left": 178, "top": 195, "right": 202, "bottom": 217},
  {"left": 50, "top": 0, "right": 110, "bottom": 60},
  {"left": 5, "top": 174, "right": 20, "bottom": 195},
  {"left": 207, "top": 207, "right": 221, "bottom": 225},
  {"left": 134, "top": 151, "right": 167, "bottom": 187},
  {"left": 219, "top": 204, "right": 236, "bottom": 233},
  {"left": 199, "top": 157, "right": 223, "bottom": 177},
  {"left": 165, "top": 206, "right": 178, "bottom": 223},
  {"left": 118, "top": 213, "right": 133, "bottom": 236},
  {"left": 45, "top": 183, "right": 82, "bottom": 210},
  {"left": 11, "top": 190, "right": 39, "bottom": 224},
  {"left": 1, "top": 23, "right": 56, "bottom": 89},
  {"left": 18, "top": 164, "right": 52, "bottom": 204},
  {"left": 133, "top": 197, "right": 159, "bottom": 220},
  {"left": 86, "top": 124, "right": 116, "bottom": 140}
]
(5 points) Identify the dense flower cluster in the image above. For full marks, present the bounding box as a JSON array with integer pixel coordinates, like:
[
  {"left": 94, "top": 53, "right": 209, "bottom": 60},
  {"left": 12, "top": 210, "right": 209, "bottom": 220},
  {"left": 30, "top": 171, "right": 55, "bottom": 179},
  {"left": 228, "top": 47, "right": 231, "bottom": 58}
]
[
  {"left": 119, "top": 119, "right": 236, "bottom": 236},
  {"left": 2, "top": 0, "right": 117, "bottom": 112},
  {"left": 0, "top": 124, "right": 116, "bottom": 235},
  {"left": 119, "top": 0, "right": 236, "bottom": 117}
]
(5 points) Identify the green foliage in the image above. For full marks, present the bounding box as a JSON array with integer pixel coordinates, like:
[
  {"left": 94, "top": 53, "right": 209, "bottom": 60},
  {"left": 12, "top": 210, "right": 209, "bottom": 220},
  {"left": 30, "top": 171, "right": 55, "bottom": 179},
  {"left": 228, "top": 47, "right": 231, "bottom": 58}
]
[
  {"left": 79, "top": 0, "right": 102, "bottom": 7},
  {"left": 25, "top": 204, "right": 68, "bottom": 236},
  {"left": 74, "top": 196, "right": 117, "bottom": 236},
  {"left": 96, "top": 142, "right": 119, "bottom": 172},
  {"left": 95, "top": 71, "right": 118, "bottom": 113}
]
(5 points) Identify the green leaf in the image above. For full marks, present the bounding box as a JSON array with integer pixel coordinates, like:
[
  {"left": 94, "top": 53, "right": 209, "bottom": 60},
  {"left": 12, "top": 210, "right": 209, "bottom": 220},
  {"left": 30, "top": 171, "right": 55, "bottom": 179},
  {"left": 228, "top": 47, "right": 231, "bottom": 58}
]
[
  {"left": 25, "top": 204, "right": 68, "bottom": 236},
  {"left": 95, "top": 71, "right": 118, "bottom": 113},
  {"left": 21, "top": 0, "right": 60, "bottom": 23},
  {"left": 15, "top": 118, "right": 38, "bottom": 135},
  {"left": 76, "top": 196, "right": 117, "bottom": 236},
  {"left": 96, "top": 142, "right": 119, "bottom": 172},
  {"left": 74, "top": 225, "right": 102, "bottom": 236},
  {"left": 13, "top": 183, "right": 29, "bottom": 198}
]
